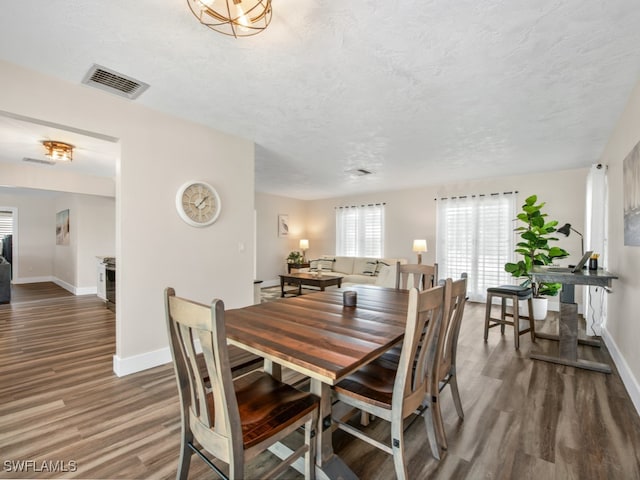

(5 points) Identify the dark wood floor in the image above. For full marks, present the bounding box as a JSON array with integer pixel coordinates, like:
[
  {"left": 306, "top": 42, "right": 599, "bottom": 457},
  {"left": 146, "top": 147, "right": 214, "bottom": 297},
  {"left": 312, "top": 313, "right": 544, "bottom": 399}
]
[{"left": 1, "top": 283, "right": 639, "bottom": 479}]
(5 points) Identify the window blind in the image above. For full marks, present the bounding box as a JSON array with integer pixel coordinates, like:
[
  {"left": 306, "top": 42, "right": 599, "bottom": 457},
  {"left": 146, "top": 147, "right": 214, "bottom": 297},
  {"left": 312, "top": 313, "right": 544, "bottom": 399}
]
[
  {"left": 336, "top": 203, "right": 385, "bottom": 257},
  {"left": 0, "top": 211, "right": 13, "bottom": 236},
  {"left": 436, "top": 193, "right": 516, "bottom": 301}
]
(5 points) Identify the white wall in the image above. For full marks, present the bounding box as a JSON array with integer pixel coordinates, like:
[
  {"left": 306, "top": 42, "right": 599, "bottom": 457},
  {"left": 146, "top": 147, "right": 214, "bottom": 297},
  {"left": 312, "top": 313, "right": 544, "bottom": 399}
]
[
  {"left": 0, "top": 189, "right": 55, "bottom": 281},
  {"left": 1, "top": 60, "right": 255, "bottom": 376},
  {"left": 305, "top": 168, "right": 587, "bottom": 263},
  {"left": 598, "top": 75, "right": 640, "bottom": 411},
  {"left": 0, "top": 188, "right": 116, "bottom": 291},
  {"left": 255, "top": 192, "right": 308, "bottom": 286}
]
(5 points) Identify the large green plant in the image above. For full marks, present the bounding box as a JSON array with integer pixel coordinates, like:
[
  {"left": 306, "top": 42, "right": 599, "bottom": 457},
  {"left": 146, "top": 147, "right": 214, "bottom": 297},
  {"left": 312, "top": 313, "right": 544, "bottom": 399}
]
[{"left": 504, "top": 195, "right": 569, "bottom": 297}]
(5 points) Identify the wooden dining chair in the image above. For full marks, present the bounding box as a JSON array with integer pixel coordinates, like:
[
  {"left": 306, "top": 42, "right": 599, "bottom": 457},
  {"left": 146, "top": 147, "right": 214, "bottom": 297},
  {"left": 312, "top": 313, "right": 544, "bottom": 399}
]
[
  {"left": 395, "top": 261, "right": 438, "bottom": 290},
  {"left": 331, "top": 284, "right": 448, "bottom": 479},
  {"left": 425, "top": 274, "right": 468, "bottom": 453},
  {"left": 164, "top": 288, "right": 319, "bottom": 480},
  {"left": 375, "top": 274, "right": 468, "bottom": 459}
]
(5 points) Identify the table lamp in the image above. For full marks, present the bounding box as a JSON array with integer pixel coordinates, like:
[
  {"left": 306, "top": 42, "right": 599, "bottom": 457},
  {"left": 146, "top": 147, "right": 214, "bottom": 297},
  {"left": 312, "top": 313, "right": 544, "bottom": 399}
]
[
  {"left": 412, "top": 239, "right": 427, "bottom": 264},
  {"left": 299, "top": 239, "right": 309, "bottom": 262}
]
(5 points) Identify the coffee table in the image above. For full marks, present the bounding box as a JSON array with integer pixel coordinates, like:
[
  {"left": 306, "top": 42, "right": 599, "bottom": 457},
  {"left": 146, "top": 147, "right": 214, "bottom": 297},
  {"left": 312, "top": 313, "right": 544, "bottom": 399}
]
[{"left": 279, "top": 272, "right": 343, "bottom": 297}]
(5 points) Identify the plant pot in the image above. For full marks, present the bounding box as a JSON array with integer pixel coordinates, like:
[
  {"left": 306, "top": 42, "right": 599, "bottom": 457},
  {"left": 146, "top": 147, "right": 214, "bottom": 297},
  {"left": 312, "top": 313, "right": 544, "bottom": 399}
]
[{"left": 519, "top": 297, "right": 548, "bottom": 321}]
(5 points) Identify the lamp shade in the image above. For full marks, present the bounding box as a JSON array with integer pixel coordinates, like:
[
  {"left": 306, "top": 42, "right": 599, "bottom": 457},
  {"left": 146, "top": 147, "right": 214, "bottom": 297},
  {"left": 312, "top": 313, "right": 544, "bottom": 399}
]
[
  {"left": 557, "top": 223, "right": 572, "bottom": 236},
  {"left": 299, "top": 239, "right": 309, "bottom": 250},
  {"left": 412, "top": 239, "right": 427, "bottom": 253}
]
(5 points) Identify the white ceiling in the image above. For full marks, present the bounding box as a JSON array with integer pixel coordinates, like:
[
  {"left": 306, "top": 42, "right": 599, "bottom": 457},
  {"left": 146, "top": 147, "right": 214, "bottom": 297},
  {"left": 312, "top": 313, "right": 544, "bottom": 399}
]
[{"left": 1, "top": 1, "right": 640, "bottom": 200}]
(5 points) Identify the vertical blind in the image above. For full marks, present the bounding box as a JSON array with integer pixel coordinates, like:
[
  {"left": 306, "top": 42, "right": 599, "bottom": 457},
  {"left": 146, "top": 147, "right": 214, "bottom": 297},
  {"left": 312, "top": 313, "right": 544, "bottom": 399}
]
[
  {"left": 336, "top": 203, "right": 385, "bottom": 257},
  {"left": 0, "top": 211, "right": 13, "bottom": 236},
  {"left": 436, "top": 193, "right": 516, "bottom": 301}
]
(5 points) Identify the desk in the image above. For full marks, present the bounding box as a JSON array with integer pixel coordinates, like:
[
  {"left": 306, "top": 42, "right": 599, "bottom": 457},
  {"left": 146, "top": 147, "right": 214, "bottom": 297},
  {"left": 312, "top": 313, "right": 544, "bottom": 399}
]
[
  {"left": 531, "top": 267, "right": 617, "bottom": 373},
  {"left": 225, "top": 285, "right": 408, "bottom": 480}
]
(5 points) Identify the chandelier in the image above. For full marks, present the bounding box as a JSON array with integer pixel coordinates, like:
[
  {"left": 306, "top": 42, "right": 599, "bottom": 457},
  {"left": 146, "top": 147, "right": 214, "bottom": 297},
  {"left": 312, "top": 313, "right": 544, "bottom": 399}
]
[
  {"left": 187, "top": 0, "right": 272, "bottom": 38},
  {"left": 42, "top": 141, "right": 74, "bottom": 162}
]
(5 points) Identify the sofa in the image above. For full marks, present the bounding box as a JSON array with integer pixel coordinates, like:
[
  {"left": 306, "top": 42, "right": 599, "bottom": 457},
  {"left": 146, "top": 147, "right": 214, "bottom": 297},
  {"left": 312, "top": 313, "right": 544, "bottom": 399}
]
[
  {"left": 0, "top": 256, "right": 11, "bottom": 303},
  {"left": 306, "top": 255, "right": 407, "bottom": 288}
]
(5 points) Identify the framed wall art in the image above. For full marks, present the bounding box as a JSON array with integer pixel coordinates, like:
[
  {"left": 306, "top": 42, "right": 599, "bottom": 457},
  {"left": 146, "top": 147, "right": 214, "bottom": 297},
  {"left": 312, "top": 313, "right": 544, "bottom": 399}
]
[
  {"left": 56, "top": 209, "right": 70, "bottom": 245},
  {"left": 624, "top": 139, "right": 640, "bottom": 246},
  {"left": 278, "top": 214, "right": 289, "bottom": 237}
]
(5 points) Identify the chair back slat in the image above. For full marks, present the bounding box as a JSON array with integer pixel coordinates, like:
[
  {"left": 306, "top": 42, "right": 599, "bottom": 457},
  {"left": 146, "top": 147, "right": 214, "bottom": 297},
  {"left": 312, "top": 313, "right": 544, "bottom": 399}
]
[{"left": 396, "top": 262, "right": 438, "bottom": 290}]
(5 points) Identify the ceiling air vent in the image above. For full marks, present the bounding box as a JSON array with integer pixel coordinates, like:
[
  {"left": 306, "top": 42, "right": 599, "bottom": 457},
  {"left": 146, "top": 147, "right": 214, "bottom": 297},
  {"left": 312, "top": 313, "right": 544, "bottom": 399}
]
[
  {"left": 23, "top": 157, "right": 56, "bottom": 166},
  {"left": 81, "top": 64, "right": 149, "bottom": 99}
]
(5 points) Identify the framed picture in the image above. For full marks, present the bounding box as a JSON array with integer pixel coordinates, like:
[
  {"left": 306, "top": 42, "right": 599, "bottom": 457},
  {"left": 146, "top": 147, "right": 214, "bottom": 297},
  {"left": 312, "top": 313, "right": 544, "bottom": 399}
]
[
  {"left": 624, "top": 139, "right": 640, "bottom": 246},
  {"left": 278, "top": 214, "right": 289, "bottom": 237},
  {"left": 56, "top": 209, "right": 70, "bottom": 245}
]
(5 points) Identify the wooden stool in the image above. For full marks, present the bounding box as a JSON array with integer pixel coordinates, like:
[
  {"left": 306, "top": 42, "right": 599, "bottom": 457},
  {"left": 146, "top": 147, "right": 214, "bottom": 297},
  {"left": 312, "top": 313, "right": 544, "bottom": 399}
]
[{"left": 484, "top": 285, "right": 535, "bottom": 350}]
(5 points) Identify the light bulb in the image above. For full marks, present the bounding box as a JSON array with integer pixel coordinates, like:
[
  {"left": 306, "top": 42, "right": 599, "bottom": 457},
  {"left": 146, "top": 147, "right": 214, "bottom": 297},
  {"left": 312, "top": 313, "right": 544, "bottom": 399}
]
[{"left": 235, "top": 3, "right": 251, "bottom": 31}]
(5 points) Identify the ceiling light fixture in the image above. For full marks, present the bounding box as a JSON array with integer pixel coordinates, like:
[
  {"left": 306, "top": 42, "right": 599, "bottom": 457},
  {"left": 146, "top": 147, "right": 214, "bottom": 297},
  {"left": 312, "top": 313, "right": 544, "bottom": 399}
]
[
  {"left": 187, "top": 0, "right": 272, "bottom": 38},
  {"left": 42, "top": 140, "right": 74, "bottom": 162}
]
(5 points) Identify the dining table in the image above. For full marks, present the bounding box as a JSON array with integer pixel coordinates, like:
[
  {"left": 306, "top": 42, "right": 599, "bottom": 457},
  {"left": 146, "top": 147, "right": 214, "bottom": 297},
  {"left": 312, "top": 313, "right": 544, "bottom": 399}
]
[{"left": 224, "top": 284, "right": 410, "bottom": 480}]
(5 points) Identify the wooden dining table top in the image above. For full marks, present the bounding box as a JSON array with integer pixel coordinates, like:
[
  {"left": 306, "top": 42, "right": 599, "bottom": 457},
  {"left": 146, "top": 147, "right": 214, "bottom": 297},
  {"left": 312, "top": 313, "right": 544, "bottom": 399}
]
[{"left": 225, "top": 284, "right": 409, "bottom": 385}]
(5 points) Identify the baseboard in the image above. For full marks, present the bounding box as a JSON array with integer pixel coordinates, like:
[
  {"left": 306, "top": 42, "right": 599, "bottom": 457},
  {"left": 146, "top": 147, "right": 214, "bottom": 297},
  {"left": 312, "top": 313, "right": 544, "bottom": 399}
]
[
  {"left": 601, "top": 328, "right": 640, "bottom": 416},
  {"left": 13, "top": 275, "right": 53, "bottom": 284},
  {"left": 112, "top": 347, "right": 172, "bottom": 377}
]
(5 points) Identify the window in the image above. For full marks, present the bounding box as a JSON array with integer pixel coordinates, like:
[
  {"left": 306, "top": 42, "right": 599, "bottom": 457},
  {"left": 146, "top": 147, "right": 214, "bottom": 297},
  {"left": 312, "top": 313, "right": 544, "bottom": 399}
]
[
  {"left": 436, "top": 193, "right": 516, "bottom": 301},
  {"left": 336, "top": 203, "right": 385, "bottom": 257}
]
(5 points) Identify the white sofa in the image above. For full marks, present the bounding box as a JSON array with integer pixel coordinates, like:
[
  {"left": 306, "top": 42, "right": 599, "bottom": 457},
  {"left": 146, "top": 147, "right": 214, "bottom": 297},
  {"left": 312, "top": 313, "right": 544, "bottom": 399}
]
[{"left": 307, "top": 255, "right": 407, "bottom": 288}]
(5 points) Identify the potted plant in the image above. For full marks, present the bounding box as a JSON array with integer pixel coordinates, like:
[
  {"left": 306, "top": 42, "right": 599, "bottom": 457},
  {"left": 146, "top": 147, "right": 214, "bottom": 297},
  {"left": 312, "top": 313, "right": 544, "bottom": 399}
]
[
  {"left": 504, "top": 195, "right": 569, "bottom": 320},
  {"left": 286, "top": 251, "right": 304, "bottom": 264}
]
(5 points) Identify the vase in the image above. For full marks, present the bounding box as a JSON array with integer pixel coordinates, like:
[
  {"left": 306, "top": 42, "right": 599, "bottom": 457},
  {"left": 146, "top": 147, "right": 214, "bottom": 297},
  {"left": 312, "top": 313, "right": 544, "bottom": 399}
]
[{"left": 519, "top": 297, "right": 548, "bottom": 321}]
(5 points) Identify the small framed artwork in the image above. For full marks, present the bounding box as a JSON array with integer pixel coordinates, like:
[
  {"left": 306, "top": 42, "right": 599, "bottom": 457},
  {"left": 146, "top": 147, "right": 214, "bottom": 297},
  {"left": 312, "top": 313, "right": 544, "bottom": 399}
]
[
  {"left": 56, "top": 209, "right": 70, "bottom": 245},
  {"left": 278, "top": 214, "right": 289, "bottom": 237}
]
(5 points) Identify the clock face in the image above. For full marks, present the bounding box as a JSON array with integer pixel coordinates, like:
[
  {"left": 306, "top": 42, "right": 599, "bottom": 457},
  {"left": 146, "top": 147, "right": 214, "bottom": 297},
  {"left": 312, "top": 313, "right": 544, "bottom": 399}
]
[{"left": 175, "top": 181, "right": 221, "bottom": 227}]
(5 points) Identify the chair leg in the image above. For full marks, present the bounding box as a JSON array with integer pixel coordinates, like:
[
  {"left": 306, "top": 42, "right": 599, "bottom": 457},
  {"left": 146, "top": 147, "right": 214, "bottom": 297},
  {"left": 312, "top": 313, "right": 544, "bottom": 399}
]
[
  {"left": 391, "top": 420, "right": 409, "bottom": 480},
  {"left": 449, "top": 374, "right": 464, "bottom": 420},
  {"left": 431, "top": 394, "right": 448, "bottom": 451},
  {"left": 304, "top": 417, "right": 316, "bottom": 480},
  {"left": 176, "top": 434, "right": 193, "bottom": 480},
  {"left": 423, "top": 400, "right": 441, "bottom": 460},
  {"left": 484, "top": 293, "right": 492, "bottom": 341},
  {"left": 528, "top": 297, "right": 536, "bottom": 342},
  {"left": 500, "top": 297, "right": 506, "bottom": 335},
  {"left": 512, "top": 295, "right": 520, "bottom": 350}
]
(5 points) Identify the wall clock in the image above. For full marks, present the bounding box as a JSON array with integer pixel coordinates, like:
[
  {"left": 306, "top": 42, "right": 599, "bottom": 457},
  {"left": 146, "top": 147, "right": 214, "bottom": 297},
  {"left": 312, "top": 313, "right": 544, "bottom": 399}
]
[{"left": 175, "top": 181, "right": 222, "bottom": 227}]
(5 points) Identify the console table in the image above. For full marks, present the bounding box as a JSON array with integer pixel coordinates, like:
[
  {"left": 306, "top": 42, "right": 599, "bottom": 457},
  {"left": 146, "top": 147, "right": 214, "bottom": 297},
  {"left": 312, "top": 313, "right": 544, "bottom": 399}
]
[
  {"left": 287, "top": 262, "right": 310, "bottom": 273},
  {"left": 531, "top": 267, "right": 618, "bottom": 373}
]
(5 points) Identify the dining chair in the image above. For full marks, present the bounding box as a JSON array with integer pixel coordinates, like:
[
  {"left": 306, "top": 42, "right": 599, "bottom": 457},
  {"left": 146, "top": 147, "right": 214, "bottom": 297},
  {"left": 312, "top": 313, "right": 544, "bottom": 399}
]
[
  {"left": 331, "top": 283, "right": 448, "bottom": 479},
  {"left": 426, "top": 274, "right": 468, "bottom": 452},
  {"left": 375, "top": 274, "right": 468, "bottom": 459},
  {"left": 164, "top": 288, "right": 319, "bottom": 480},
  {"left": 395, "top": 261, "right": 438, "bottom": 290}
]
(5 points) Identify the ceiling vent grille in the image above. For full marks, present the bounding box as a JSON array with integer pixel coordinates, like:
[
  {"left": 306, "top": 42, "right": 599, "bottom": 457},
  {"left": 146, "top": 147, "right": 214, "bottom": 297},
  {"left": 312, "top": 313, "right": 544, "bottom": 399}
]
[
  {"left": 81, "top": 64, "right": 149, "bottom": 99},
  {"left": 23, "top": 157, "right": 56, "bottom": 166}
]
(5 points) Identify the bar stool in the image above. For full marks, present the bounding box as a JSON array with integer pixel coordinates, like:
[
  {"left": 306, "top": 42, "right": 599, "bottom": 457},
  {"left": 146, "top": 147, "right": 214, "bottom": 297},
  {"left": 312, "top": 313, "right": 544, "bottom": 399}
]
[{"left": 484, "top": 285, "right": 535, "bottom": 350}]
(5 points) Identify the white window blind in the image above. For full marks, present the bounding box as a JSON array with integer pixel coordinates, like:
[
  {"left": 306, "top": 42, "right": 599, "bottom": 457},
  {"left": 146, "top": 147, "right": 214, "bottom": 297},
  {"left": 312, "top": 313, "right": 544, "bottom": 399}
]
[
  {"left": 336, "top": 203, "right": 385, "bottom": 257},
  {"left": 0, "top": 211, "right": 13, "bottom": 236},
  {"left": 436, "top": 193, "right": 516, "bottom": 302}
]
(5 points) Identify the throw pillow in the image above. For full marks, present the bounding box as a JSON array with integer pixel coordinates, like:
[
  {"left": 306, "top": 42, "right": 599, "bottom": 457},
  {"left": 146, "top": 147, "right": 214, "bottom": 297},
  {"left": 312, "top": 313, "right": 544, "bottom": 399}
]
[
  {"left": 363, "top": 260, "right": 378, "bottom": 276},
  {"left": 309, "top": 258, "right": 335, "bottom": 272}
]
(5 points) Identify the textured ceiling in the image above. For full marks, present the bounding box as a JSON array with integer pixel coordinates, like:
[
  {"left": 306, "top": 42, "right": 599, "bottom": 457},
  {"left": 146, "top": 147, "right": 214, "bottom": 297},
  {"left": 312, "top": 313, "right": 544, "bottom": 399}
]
[{"left": 1, "top": 1, "right": 640, "bottom": 199}]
